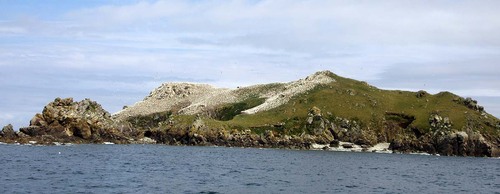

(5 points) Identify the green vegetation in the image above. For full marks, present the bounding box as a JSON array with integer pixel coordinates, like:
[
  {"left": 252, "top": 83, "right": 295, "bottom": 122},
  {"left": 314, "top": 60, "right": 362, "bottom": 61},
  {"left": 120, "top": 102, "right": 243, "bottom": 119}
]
[
  {"left": 212, "top": 96, "right": 265, "bottom": 121},
  {"left": 167, "top": 72, "right": 498, "bottom": 139},
  {"left": 127, "top": 111, "right": 172, "bottom": 130},
  {"left": 118, "top": 71, "right": 496, "bottom": 148}
]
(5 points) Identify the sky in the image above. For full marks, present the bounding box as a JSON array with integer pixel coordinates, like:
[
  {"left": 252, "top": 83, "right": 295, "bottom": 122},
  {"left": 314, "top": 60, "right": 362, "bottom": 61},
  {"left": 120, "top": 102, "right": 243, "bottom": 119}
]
[{"left": 1, "top": 0, "right": 499, "bottom": 129}]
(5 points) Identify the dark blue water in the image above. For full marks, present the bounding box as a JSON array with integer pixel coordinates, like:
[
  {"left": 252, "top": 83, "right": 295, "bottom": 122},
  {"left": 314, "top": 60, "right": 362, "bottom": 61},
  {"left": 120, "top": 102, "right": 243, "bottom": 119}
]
[{"left": 0, "top": 144, "right": 498, "bottom": 194}]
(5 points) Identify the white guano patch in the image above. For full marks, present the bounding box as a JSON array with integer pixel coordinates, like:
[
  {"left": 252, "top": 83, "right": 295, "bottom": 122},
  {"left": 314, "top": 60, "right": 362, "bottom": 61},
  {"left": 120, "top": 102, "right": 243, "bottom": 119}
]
[
  {"left": 113, "top": 71, "right": 335, "bottom": 121},
  {"left": 241, "top": 71, "right": 335, "bottom": 114}
]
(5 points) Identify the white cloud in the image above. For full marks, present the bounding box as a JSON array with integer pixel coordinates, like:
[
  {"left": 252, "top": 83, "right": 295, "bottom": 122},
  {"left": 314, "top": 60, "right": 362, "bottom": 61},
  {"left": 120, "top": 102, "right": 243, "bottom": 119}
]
[
  {"left": 59, "top": 1, "right": 500, "bottom": 46},
  {"left": 0, "top": 26, "right": 26, "bottom": 34},
  {"left": 1, "top": 0, "right": 499, "bottom": 128}
]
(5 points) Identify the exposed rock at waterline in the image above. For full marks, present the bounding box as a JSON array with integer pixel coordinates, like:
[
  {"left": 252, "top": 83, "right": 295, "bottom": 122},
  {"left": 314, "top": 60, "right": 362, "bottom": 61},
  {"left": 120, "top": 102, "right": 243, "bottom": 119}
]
[{"left": 19, "top": 98, "right": 128, "bottom": 143}]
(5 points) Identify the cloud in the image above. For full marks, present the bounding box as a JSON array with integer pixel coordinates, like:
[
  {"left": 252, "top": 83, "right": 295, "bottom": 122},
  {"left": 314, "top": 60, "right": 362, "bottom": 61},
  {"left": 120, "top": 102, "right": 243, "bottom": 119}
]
[
  {"left": 1, "top": 0, "right": 499, "bottom": 129},
  {"left": 369, "top": 45, "right": 500, "bottom": 96},
  {"left": 58, "top": 1, "right": 500, "bottom": 47}
]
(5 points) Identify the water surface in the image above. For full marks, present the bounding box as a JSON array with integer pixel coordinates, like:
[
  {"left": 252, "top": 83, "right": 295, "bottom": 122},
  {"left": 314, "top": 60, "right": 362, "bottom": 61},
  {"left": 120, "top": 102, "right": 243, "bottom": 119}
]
[{"left": 1, "top": 144, "right": 498, "bottom": 193}]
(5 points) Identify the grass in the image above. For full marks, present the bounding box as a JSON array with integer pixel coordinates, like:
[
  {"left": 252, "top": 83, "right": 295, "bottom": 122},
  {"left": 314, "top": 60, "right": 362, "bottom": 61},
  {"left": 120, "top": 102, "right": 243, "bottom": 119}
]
[
  {"left": 165, "top": 72, "right": 499, "bottom": 138},
  {"left": 212, "top": 96, "right": 265, "bottom": 121},
  {"left": 127, "top": 111, "right": 172, "bottom": 130}
]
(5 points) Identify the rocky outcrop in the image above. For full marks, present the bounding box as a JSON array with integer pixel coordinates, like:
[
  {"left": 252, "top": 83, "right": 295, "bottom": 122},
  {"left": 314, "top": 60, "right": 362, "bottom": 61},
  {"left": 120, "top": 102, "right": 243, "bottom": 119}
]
[
  {"left": 390, "top": 130, "right": 496, "bottom": 157},
  {"left": 19, "top": 97, "right": 127, "bottom": 143},
  {"left": 306, "top": 106, "right": 326, "bottom": 135},
  {"left": 416, "top": 90, "right": 428, "bottom": 98},
  {"left": 454, "top": 97, "right": 484, "bottom": 112},
  {"left": 388, "top": 114, "right": 499, "bottom": 157},
  {"left": 1, "top": 124, "right": 17, "bottom": 139},
  {"left": 143, "top": 126, "right": 317, "bottom": 150}
]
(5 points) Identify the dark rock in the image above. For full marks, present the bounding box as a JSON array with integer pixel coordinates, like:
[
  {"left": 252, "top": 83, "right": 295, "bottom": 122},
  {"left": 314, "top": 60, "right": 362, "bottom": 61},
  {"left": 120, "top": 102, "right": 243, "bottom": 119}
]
[
  {"left": 342, "top": 143, "right": 354, "bottom": 148},
  {"left": 389, "top": 130, "right": 495, "bottom": 157},
  {"left": 1, "top": 124, "right": 17, "bottom": 139},
  {"left": 416, "top": 90, "right": 428, "bottom": 98},
  {"left": 20, "top": 126, "right": 45, "bottom": 136},
  {"left": 329, "top": 140, "right": 340, "bottom": 147},
  {"left": 459, "top": 97, "right": 484, "bottom": 112},
  {"left": 30, "top": 113, "right": 46, "bottom": 126}
]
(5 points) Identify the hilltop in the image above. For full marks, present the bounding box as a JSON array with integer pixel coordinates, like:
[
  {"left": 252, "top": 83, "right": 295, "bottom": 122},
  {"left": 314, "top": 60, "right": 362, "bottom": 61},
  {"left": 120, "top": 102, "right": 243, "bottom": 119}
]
[
  {"left": 113, "top": 71, "right": 334, "bottom": 121},
  {"left": 2, "top": 71, "right": 499, "bottom": 157}
]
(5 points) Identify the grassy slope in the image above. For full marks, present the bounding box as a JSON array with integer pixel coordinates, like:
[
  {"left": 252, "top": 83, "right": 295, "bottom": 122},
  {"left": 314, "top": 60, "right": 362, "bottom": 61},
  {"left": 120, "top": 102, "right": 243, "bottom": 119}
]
[{"left": 195, "top": 72, "right": 498, "bottom": 138}]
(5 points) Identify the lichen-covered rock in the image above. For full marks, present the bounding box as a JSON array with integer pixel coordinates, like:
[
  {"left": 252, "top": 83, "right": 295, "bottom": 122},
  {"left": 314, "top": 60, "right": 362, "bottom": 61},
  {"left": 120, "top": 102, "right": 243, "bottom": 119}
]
[{"left": 20, "top": 97, "right": 125, "bottom": 142}]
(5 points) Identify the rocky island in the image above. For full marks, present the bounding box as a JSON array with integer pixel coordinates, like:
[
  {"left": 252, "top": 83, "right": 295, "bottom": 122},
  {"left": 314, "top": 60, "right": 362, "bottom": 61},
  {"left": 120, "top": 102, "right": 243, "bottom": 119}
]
[{"left": 1, "top": 71, "right": 499, "bottom": 157}]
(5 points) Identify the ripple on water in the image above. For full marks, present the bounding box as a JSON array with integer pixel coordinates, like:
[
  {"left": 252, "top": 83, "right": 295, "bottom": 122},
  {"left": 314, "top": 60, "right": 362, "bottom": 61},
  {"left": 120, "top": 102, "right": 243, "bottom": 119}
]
[{"left": 0, "top": 145, "right": 498, "bottom": 193}]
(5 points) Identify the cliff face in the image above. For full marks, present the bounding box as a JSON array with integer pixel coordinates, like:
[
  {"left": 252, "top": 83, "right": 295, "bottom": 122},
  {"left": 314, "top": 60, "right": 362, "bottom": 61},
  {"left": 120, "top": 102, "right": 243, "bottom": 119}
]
[{"left": 2, "top": 71, "right": 499, "bottom": 156}]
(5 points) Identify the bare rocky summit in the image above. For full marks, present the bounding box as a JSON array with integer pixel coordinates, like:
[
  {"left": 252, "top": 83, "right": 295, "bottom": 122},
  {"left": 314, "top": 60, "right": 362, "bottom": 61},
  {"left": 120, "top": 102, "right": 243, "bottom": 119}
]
[{"left": 113, "top": 71, "right": 335, "bottom": 121}]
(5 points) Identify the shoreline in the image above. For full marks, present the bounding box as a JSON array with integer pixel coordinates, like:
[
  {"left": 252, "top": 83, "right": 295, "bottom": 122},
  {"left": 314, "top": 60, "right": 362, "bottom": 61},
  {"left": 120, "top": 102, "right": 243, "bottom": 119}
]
[
  {"left": 5, "top": 140, "right": 500, "bottom": 159},
  {"left": 0, "top": 140, "right": 440, "bottom": 157}
]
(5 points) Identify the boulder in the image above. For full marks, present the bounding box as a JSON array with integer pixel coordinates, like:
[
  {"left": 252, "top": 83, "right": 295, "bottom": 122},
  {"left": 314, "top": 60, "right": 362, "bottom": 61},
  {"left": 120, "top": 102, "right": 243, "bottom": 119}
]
[
  {"left": 329, "top": 140, "right": 340, "bottom": 147},
  {"left": 1, "top": 124, "right": 17, "bottom": 139},
  {"left": 342, "top": 143, "right": 354, "bottom": 149},
  {"left": 416, "top": 90, "right": 428, "bottom": 98}
]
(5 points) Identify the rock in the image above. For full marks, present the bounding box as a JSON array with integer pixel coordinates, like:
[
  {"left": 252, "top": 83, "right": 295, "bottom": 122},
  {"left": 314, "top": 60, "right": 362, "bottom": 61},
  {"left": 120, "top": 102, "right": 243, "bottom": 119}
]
[
  {"left": 30, "top": 113, "right": 46, "bottom": 126},
  {"left": 138, "top": 137, "right": 157, "bottom": 144},
  {"left": 1, "top": 124, "right": 17, "bottom": 139},
  {"left": 71, "top": 119, "right": 92, "bottom": 139},
  {"left": 306, "top": 106, "right": 330, "bottom": 136},
  {"left": 330, "top": 140, "right": 340, "bottom": 147},
  {"left": 22, "top": 97, "right": 123, "bottom": 141},
  {"left": 20, "top": 126, "right": 44, "bottom": 136},
  {"left": 416, "top": 90, "right": 428, "bottom": 98},
  {"left": 429, "top": 114, "right": 452, "bottom": 131},
  {"left": 16, "top": 131, "right": 29, "bottom": 138},
  {"left": 309, "top": 106, "right": 322, "bottom": 116},
  {"left": 460, "top": 97, "right": 484, "bottom": 112},
  {"left": 342, "top": 143, "right": 354, "bottom": 149},
  {"left": 390, "top": 130, "right": 495, "bottom": 157}
]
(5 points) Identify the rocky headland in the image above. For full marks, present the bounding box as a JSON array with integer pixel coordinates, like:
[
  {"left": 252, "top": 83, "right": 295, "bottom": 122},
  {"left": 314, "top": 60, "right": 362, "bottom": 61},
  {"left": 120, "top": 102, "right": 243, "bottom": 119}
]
[{"left": 1, "top": 71, "right": 499, "bottom": 157}]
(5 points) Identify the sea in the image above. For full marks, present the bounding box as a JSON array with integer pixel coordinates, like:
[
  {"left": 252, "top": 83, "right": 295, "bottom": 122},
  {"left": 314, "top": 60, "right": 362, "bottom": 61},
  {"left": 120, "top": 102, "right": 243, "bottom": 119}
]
[{"left": 0, "top": 144, "right": 498, "bottom": 194}]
